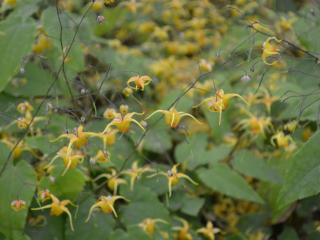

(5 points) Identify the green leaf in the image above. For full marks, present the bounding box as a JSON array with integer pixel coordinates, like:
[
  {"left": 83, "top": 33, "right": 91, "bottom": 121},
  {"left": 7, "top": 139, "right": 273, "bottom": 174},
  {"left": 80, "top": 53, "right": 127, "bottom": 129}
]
[
  {"left": 277, "top": 131, "right": 320, "bottom": 209},
  {"left": 175, "top": 133, "right": 231, "bottom": 170},
  {"left": 5, "top": 63, "right": 59, "bottom": 97},
  {"left": 39, "top": 166, "right": 87, "bottom": 200},
  {"left": 180, "top": 195, "right": 205, "bottom": 216},
  {"left": 197, "top": 163, "right": 264, "bottom": 203},
  {"left": 120, "top": 185, "right": 170, "bottom": 225},
  {"left": 0, "top": 161, "right": 36, "bottom": 239},
  {"left": 278, "top": 227, "right": 299, "bottom": 240},
  {"left": 232, "top": 150, "right": 282, "bottom": 183},
  {"left": 0, "top": 17, "right": 36, "bottom": 92},
  {"left": 142, "top": 127, "right": 172, "bottom": 154}
]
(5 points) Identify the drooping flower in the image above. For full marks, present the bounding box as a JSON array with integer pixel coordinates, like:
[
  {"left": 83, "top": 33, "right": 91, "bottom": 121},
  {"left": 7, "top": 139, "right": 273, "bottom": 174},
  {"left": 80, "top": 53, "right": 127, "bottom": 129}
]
[
  {"left": 173, "top": 218, "right": 193, "bottom": 240},
  {"left": 127, "top": 75, "right": 152, "bottom": 91},
  {"left": 197, "top": 221, "right": 220, "bottom": 240},
  {"left": 146, "top": 107, "right": 201, "bottom": 129},
  {"left": 150, "top": 164, "right": 197, "bottom": 197},
  {"left": 262, "top": 37, "right": 282, "bottom": 65},
  {"left": 86, "top": 195, "right": 128, "bottom": 221},
  {"left": 122, "top": 161, "right": 153, "bottom": 190},
  {"left": 194, "top": 89, "right": 247, "bottom": 125},
  {"left": 32, "top": 194, "right": 76, "bottom": 231},
  {"left": 94, "top": 169, "right": 127, "bottom": 194},
  {"left": 46, "top": 146, "right": 84, "bottom": 175},
  {"left": 139, "top": 218, "right": 168, "bottom": 237}
]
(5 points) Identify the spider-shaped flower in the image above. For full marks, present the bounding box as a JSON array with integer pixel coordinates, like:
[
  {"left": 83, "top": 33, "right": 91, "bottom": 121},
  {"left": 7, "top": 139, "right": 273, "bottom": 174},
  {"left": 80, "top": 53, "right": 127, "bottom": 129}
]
[
  {"left": 90, "top": 150, "right": 110, "bottom": 164},
  {"left": 236, "top": 111, "right": 273, "bottom": 137},
  {"left": 271, "top": 131, "right": 294, "bottom": 149},
  {"left": 150, "top": 164, "right": 197, "bottom": 197},
  {"left": 139, "top": 218, "right": 168, "bottom": 237},
  {"left": 46, "top": 146, "right": 84, "bottom": 175},
  {"left": 86, "top": 195, "right": 128, "bottom": 221},
  {"left": 127, "top": 75, "right": 152, "bottom": 91},
  {"left": 146, "top": 106, "right": 201, "bottom": 129},
  {"left": 104, "top": 111, "right": 145, "bottom": 133},
  {"left": 122, "top": 161, "right": 154, "bottom": 190},
  {"left": 262, "top": 37, "right": 282, "bottom": 65},
  {"left": 194, "top": 89, "right": 247, "bottom": 125},
  {"left": 90, "top": 128, "right": 118, "bottom": 150},
  {"left": 94, "top": 169, "right": 127, "bottom": 194},
  {"left": 51, "top": 125, "right": 95, "bottom": 155},
  {"left": 32, "top": 194, "right": 76, "bottom": 231},
  {"left": 173, "top": 218, "right": 193, "bottom": 240},
  {"left": 197, "top": 221, "right": 221, "bottom": 240}
]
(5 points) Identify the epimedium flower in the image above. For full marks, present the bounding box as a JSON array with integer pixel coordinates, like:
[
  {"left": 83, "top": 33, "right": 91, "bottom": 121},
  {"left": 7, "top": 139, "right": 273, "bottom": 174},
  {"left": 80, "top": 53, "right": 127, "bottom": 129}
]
[
  {"left": 258, "top": 88, "right": 279, "bottom": 113},
  {"left": 122, "top": 161, "right": 154, "bottom": 191},
  {"left": 271, "top": 131, "right": 294, "bottom": 149},
  {"left": 90, "top": 128, "right": 118, "bottom": 150},
  {"left": 11, "top": 199, "right": 27, "bottom": 212},
  {"left": 46, "top": 146, "right": 84, "bottom": 175},
  {"left": 32, "top": 194, "right": 76, "bottom": 231},
  {"left": 235, "top": 110, "right": 273, "bottom": 137},
  {"left": 103, "top": 108, "right": 117, "bottom": 120},
  {"left": 127, "top": 75, "right": 152, "bottom": 91},
  {"left": 138, "top": 218, "right": 168, "bottom": 237},
  {"left": 103, "top": 105, "right": 145, "bottom": 133},
  {"left": 197, "top": 222, "right": 221, "bottom": 240},
  {"left": 146, "top": 106, "right": 201, "bottom": 129},
  {"left": 86, "top": 195, "right": 128, "bottom": 221},
  {"left": 90, "top": 150, "right": 110, "bottom": 164},
  {"left": 194, "top": 89, "right": 248, "bottom": 125},
  {"left": 94, "top": 169, "right": 127, "bottom": 195},
  {"left": 262, "top": 37, "right": 282, "bottom": 65},
  {"left": 51, "top": 125, "right": 95, "bottom": 155},
  {"left": 150, "top": 164, "right": 197, "bottom": 197},
  {"left": 173, "top": 218, "right": 193, "bottom": 240}
]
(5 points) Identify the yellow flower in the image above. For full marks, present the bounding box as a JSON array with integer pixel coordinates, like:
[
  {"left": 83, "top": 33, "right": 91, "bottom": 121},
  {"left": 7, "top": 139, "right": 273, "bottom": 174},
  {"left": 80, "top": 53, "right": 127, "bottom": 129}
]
[
  {"left": 91, "top": 128, "right": 118, "bottom": 150},
  {"left": 94, "top": 169, "right": 127, "bottom": 194},
  {"left": 194, "top": 89, "right": 247, "bottom": 125},
  {"left": 127, "top": 75, "right": 152, "bottom": 91},
  {"left": 197, "top": 222, "right": 220, "bottom": 240},
  {"left": 32, "top": 34, "right": 52, "bottom": 54},
  {"left": 38, "top": 189, "right": 51, "bottom": 202},
  {"left": 1, "top": 136, "right": 32, "bottom": 159},
  {"left": 51, "top": 125, "right": 94, "bottom": 155},
  {"left": 11, "top": 199, "right": 26, "bottom": 212},
  {"left": 86, "top": 195, "right": 128, "bottom": 221},
  {"left": 122, "top": 161, "right": 153, "bottom": 190},
  {"left": 258, "top": 88, "right": 278, "bottom": 113},
  {"left": 199, "top": 59, "right": 213, "bottom": 73},
  {"left": 271, "top": 131, "right": 294, "bottom": 148},
  {"left": 46, "top": 146, "right": 84, "bottom": 175},
  {"left": 32, "top": 194, "right": 76, "bottom": 231},
  {"left": 139, "top": 218, "right": 168, "bottom": 237},
  {"left": 173, "top": 218, "right": 193, "bottom": 240},
  {"left": 146, "top": 107, "right": 201, "bottom": 129},
  {"left": 4, "top": 0, "right": 16, "bottom": 7},
  {"left": 236, "top": 111, "right": 272, "bottom": 137},
  {"left": 104, "top": 111, "right": 145, "bottom": 133},
  {"left": 92, "top": 0, "right": 104, "bottom": 12},
  {"left": 17, "top": 101, "right": 33, "bottom": 118},
  {"left": 262, "top": 37, "right": 281, "bottom": 65},
  {"left": 91, "top": 150, "right": 110, "bottom": 164},
  {"left": 151, "top": 164, "right": 197, "bottom": 197},
  {"left": 103, "top": 108, "right": 117, "bottom": 120}
]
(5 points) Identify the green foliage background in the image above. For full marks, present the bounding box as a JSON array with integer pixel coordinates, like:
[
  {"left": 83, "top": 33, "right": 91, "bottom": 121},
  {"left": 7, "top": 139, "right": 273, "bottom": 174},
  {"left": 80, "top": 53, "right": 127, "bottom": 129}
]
[{"left": 0, "top": 0, "right": 320, "bottom": 239}]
